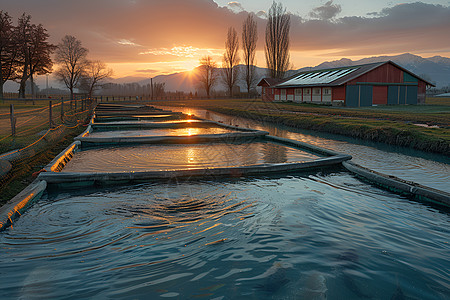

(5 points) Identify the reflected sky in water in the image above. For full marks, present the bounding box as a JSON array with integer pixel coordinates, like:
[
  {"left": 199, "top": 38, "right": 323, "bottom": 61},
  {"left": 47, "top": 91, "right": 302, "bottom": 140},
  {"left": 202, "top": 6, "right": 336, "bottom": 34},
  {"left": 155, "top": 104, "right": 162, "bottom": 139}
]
[
  {"left": 63, "top": 142, "right": 319, "bottom": 173},
  {"left": 1, "top": 174, "right": 448, "bottom": 299},
  {"left": 87, "top": 127, "right": 240, "bottom": 138},
  {"left": 155, "top": 106, "right": 450, "bottom": 193}
]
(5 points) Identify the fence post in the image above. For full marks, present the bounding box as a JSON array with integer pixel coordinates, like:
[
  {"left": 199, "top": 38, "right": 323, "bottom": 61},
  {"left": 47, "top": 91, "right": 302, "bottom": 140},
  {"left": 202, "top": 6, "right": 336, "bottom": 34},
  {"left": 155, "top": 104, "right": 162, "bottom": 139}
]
[
  {"left": 10, "top": 104, "right": 16, "bottom": 136},
  {"left": 49, "top": 100, "right": 53, "bottom": 128},
  {"left": 61, "top": 98, "right": 64, "bottom": 121}
]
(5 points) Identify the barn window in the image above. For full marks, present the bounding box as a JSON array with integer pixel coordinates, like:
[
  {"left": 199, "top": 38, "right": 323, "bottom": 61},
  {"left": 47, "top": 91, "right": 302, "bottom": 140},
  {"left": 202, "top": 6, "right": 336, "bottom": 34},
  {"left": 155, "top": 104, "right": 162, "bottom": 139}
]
[
  {"left": 281, "top": 89, "right": 286, "bottom": 96},
  {"left": 313, "top": 88, "right": 321, "bottom": 95},
  {"left": 304, "top": 88, "right": 310, "bottom": 95},
  {"left": 323, "top": 88, "right": 331, "bottom": 95},
  {"left": 295, "top": 89, "right": 302, "bottom": 95}
]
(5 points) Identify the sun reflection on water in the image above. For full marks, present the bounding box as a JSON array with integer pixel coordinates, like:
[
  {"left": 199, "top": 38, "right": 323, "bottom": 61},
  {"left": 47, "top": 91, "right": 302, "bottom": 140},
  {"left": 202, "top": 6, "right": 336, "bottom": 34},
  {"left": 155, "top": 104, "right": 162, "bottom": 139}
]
[{"left": 187, "top": 148, "right": 196, "bottom": 164}]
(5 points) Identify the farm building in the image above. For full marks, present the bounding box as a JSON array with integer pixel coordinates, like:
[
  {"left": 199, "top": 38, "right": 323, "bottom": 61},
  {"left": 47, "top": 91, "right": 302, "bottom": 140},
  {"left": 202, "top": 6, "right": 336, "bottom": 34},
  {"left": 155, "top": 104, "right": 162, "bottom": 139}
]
[{"left": 257, "top": 61, "right": 434, "bottom": 107}]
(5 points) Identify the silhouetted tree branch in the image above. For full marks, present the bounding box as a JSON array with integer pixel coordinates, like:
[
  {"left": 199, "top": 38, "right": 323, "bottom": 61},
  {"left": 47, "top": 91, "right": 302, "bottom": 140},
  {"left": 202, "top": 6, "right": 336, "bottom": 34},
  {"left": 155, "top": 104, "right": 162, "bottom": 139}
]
[
  {"left": 79, "top": 60, "right": 113, "bottom": 98},
  {"left": 28, "top": 24, "right": 55, "bottom": 98},
  {"left": 198, "top": 55, "right": 218, "bottom": 98},
  {"left": 242, "top": 14, "right": 258, "bottom": 96},
  {"left": 0, "top": 11, "right": 17, "bottom": 100},
  {"left": 265, "top": 1, "right": 290, "bottom": 79},
  {"left": 55, "top": 35, "right": 88, "bottom": 100},
  {"left": 13, "top": 14, "right": 54, "bottom": 99},
  {"left": 222, "top": 27, "right": 239, "bottom": 97}
]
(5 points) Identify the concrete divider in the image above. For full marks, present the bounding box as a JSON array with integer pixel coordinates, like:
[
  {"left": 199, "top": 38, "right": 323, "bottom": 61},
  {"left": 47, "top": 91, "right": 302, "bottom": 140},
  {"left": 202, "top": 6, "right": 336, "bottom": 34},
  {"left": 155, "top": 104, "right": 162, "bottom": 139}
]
[
  {"left": 90, "top": 120, "right": 218, "bottom": 130},
  {"left": 265, "top": 135, "right": 346, "bottom": 157},
  {"left": 343, "top": 161, "right": 450, "bottom": 206},
  {"left": 93, "top": 115, "right": 184, "bottom": 122},
  {"left": 43, "top": 141, "right": 81, "bottom": 172},
  {"left": 76, "top": 131, "right": 269, "bottom": 146},
  {"left": 0, "top": 179, "right": 47, "bottom": 231},
  {"left": 95, "top": 111, "right": 182, "bottom": 116},
  {"left": 207, "top": 120, "right": 268, "bottom": 133},
  {"left": 76, "top": 124, "right": 93, "bottom": 139},
  {"left": 39, "top": 154, "right": 351, "bottom": 187}
]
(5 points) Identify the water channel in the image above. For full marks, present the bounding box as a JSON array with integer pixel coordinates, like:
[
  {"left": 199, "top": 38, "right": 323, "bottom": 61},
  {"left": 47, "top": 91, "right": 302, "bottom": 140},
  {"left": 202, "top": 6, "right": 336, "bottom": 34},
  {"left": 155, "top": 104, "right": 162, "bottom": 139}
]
[
  {"left": 155, "top": 105, "right": 450, "bottom": 193},
  {"left": 0, "top": 105, "right": 448, "bottom": 299}
]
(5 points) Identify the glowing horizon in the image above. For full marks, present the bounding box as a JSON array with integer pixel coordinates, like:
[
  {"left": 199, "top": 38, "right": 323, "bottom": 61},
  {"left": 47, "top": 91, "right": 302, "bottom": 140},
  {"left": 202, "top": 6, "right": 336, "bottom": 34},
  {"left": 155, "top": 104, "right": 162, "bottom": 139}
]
[
  {"left": 106, "top": 49, "right": 450, "bottom": 79},
  {"left": 2, "top": 0, "right": 449, "bottom": 79}
]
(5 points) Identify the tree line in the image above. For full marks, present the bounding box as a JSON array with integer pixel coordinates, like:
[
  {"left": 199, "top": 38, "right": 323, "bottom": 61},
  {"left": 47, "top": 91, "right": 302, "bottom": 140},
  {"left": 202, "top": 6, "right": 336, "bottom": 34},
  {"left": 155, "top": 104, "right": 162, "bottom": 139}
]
[
  {"left": 198, "top": 1, "right": 290, "bottom": 98},
  {"left": 0, "top": 10, "right": 112, "bottom": 100}
]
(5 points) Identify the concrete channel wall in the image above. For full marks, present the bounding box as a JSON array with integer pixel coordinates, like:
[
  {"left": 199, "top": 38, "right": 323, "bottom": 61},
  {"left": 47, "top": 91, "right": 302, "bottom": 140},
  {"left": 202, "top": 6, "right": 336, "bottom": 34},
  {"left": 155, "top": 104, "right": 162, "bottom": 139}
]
[
  {"left": 0, "top": 179, "right": 47, "bottom": 231},
  {"left": 76, "top": 131, "right": 270, "bottom": 146},
  {"left": 343, "top": 161, "right": 450, "bottom": 206}
]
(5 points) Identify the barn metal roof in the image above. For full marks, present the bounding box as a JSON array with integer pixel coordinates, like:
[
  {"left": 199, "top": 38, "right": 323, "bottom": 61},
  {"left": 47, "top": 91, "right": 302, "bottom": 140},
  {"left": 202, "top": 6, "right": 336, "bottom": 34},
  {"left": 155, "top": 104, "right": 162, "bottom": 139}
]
[
  {"left": 275, "top": 62, "right": 386, "bottom": 88},
  {"left": 273, "top": 61, "right": 435, "bottom": 88},
  {"left": 257, "top": 78, "right": 283, "bottom": 87},
  {"left": 277, "top": 66, "right": 360, "bottom": 87}
]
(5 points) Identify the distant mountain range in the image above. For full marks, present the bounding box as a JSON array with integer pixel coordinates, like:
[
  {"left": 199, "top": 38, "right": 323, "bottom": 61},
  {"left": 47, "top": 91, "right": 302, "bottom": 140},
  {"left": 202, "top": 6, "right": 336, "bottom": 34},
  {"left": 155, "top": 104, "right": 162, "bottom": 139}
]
[
  {"left": 110, "top": 53, "right": 450, "bottom": 93},
  {"left": 4, "top": 53, "right": 448, "bottom": 94}
]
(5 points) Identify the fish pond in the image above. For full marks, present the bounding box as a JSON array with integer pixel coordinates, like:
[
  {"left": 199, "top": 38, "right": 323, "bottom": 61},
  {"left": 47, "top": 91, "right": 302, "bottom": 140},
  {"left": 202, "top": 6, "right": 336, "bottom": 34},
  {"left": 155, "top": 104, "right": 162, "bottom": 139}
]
[
  {"left": 0, "top": 172, "right": 449, "bottom": 299},
  {"left": 62, "top": 141, "right": 321, "bottom": 173},
  {"left": 0, "top": 106, "right": 449, "bottom": 299},
  {"left": 155, "top": 106, "right": 450, "bottom": 193}
]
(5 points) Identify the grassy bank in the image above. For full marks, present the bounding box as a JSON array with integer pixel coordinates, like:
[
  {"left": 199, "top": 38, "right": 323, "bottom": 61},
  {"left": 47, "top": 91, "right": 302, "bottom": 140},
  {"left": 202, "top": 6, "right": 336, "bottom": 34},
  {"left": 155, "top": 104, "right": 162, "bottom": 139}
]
[
  {"left": 0, "top": 127, "right": 85, "bottom": 206},
  {"left": 148, "top": 98, "right": 450, "bottom": 155},
  {"left": 1, "top": 98, "right": 92, "bottom": 207}
]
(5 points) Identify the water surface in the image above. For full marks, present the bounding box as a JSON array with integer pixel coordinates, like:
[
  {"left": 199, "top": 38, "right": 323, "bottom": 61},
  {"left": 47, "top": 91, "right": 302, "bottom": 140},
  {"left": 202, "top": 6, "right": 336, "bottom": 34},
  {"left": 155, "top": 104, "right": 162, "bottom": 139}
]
[
  {"left": 87, "top": 127, "right": 241, "bottom": 138},
  {"left": 1, "top": 173, "right": 448, "bottom": 299},
  {"left": 155, "top": 106, "right": 450, "bottom": 192},
  {"left": 62, "top": 142, "right": 320, "bottom": 172}
]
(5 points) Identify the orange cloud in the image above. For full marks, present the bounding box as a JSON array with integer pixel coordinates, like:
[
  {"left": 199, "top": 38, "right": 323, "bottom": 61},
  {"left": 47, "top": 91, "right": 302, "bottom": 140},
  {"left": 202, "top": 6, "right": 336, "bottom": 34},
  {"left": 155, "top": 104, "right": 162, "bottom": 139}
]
[{"left": 2, "top": 0, "right": 449, "bottom": 77}]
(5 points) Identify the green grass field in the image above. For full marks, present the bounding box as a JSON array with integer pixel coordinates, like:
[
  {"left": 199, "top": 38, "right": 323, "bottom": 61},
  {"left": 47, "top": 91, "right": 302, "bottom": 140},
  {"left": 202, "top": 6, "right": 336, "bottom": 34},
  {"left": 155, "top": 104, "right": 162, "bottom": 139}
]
[{"left": 426, "top": 96, "right": 450, "bottom": 106}]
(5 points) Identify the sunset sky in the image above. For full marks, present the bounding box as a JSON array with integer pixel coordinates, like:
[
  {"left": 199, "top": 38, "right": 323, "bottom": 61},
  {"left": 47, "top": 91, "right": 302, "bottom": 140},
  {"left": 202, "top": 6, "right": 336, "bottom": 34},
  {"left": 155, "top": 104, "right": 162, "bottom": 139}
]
[{"left": 2, "top": 0, "right": 450, "bottom": 79}]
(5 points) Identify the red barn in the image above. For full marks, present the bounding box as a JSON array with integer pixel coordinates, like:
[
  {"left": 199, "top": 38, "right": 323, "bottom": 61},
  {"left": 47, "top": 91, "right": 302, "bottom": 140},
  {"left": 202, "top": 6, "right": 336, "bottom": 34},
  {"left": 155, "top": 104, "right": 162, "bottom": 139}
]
[{"left": 257, "top": 61, "right": 434, "bottom": 107}]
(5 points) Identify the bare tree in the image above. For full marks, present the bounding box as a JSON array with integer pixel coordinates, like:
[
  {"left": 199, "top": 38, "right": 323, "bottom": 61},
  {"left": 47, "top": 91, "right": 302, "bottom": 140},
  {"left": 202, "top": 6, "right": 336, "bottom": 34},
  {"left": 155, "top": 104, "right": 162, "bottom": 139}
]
[
  {"left": 14, "top": 14, "right": 32, "bottom": 99},
  {"left": 242, "top": 14, "right": 258, "bottom": 97},
  {"left": 79, "top": 60, "right": 113, "bottom": 98},
  {"left": 265, "top": 1, "right": 291, "bottom": 79},
  {"left": 13, "top": 14, "right": 54, "bottom": 99},
  {"left": 152, "top": 82, "right": 165, "bottom": 99},
  {"left": 198, "top": 55, "right": 218, "bottom": 98},
  {"left": 28, "top": 24, "right": 55, "bottom": 98},
  {"left": 0, "top": 11, "right": 17, "bottom": 100},
  {"left": 55, "top": 35, "right": 88, "bottom": 100},
  {"left": 222, "top": 27, "right": 240, "bottom": 98}
]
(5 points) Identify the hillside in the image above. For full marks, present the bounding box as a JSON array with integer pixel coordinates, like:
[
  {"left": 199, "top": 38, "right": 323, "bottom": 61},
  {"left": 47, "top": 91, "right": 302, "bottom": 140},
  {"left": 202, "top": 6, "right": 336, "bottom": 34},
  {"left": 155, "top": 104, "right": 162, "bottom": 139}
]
[{"left": 135, "top": 53, "right": 450, "bottom": 93}]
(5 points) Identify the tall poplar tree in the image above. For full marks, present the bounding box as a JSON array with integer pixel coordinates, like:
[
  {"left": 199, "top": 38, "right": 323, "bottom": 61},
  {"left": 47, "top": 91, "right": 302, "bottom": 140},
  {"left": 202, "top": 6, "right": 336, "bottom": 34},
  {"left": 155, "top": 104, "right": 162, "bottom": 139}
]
[
  {"left": 265, "top": 2, "right": 291, "bottom": 79},
  {"left": 242, "top": 14, "right": 258, "bottom": 96},
  {"left": 222, "top": 27, "right": 239, "bottom": 97}
]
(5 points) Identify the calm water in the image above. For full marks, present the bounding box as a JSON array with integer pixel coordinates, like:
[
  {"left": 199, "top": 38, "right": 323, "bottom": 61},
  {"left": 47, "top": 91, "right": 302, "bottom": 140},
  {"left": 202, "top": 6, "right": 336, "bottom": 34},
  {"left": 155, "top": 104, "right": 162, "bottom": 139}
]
[
  {"left": 155, "top": 106, "right": 450, "bottom": 193},
  {"left": 87, "top": 127, "right": 240, "bottom": 138},
  {"left": 63, "top": 142, "right": 320, "bottom": 172},
  {"left": 1, "top": 173, "right": 448, "bottom": 299}
]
